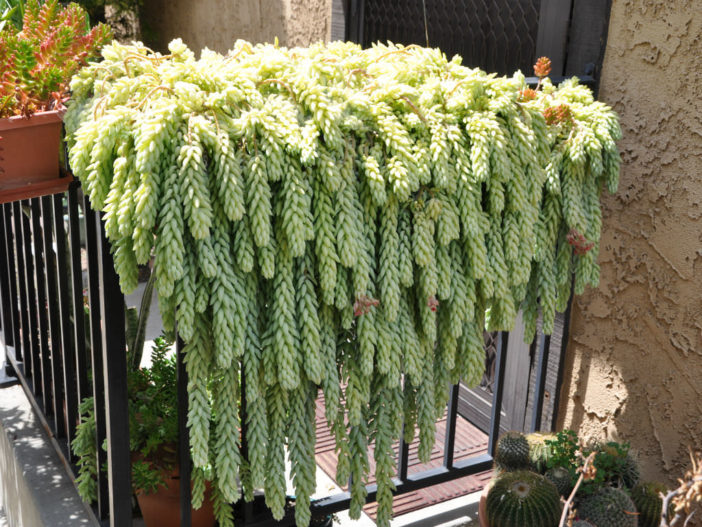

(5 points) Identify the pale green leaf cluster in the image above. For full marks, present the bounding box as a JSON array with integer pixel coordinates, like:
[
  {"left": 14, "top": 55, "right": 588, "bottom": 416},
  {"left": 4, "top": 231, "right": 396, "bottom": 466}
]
[{"left": 65, "top": 39, "right": 620, "bottom": 526}]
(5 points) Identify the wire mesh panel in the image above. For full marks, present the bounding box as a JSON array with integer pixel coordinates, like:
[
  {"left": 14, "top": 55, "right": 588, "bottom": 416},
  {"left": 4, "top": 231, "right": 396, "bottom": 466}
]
[{"left": 360, "top": 0, "right": 541, "bottom": 75}]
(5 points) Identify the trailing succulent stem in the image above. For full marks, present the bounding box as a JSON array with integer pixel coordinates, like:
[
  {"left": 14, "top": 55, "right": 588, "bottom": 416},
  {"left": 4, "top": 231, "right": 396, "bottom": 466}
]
[{"left": 66, "top": 41, "right": 621, "bottom": 526}]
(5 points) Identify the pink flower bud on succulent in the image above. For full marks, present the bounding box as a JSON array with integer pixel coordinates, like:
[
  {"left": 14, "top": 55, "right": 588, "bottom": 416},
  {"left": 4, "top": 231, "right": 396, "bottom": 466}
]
[{"left": 427, "top": 296, "right": 439, "bottom": 312}]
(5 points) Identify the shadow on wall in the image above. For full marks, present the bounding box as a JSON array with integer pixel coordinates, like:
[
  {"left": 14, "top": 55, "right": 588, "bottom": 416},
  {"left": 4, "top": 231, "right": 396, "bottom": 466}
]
[
  {"left": 140, "top": 0, "right": 289, "bottom": 54},
  {"left": 554, "top": 0, "right": 702, "bottom": 499},
  {"left": 556, "top": 222, "right": 702, "bottom": 490}
]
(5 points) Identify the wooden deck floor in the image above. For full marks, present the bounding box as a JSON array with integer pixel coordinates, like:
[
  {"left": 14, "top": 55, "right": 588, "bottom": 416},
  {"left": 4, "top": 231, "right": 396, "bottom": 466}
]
[{"left": 314, "top": 395, "right": 492, "bottom": 521}]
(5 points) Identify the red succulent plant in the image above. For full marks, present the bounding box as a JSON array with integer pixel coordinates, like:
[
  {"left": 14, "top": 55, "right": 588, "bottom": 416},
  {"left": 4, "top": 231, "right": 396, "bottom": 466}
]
[{"left": 0, "top": 0, "right": 112, "bottom": 118}]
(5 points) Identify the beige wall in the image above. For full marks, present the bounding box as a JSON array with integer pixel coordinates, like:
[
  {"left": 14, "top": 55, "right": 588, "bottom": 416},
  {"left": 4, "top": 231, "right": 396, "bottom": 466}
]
[
  {"left": 558, "top": 0, "right": 702, "bottom": 487},
  {"left": 141, "top": 0, "right": 332, "bottom": 54}
]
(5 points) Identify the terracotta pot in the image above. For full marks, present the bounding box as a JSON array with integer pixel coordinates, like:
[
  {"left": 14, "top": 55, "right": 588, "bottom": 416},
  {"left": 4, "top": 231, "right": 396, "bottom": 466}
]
[
  {"left": 136, "top": 469, "right": 215, "bottom": 527},
  {"left": 0, "top": 110, "right": 72, "bottom": 204},
  {"left": 479, "top": 484, "right": 489, "bottom": 527}
]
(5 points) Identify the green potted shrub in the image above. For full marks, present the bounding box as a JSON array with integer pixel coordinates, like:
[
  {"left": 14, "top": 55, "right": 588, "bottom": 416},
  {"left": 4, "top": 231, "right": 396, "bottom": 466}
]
[
  {"left": 0, "top": 0, "right": 110, "bottom": 204},
  {"left": 73, "top": 335, "right": 216, "bottom": 527}
]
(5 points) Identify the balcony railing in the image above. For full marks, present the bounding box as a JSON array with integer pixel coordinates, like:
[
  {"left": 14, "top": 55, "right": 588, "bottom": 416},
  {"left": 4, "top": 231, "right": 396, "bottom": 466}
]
[{"left": 0, "top": 179, "right": 563, "bottom": 526}]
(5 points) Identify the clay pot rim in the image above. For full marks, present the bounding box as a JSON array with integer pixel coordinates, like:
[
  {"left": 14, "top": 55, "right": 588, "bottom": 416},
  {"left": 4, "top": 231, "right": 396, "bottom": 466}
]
[{"left": 0, "top": 109, "right": 65, "bottom": 131}]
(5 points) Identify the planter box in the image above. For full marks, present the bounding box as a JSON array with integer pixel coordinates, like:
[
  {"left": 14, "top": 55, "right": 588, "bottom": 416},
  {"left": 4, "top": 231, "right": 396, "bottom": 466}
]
[{"left": 0, "top": 110, "right": 72, "bottom": 204}]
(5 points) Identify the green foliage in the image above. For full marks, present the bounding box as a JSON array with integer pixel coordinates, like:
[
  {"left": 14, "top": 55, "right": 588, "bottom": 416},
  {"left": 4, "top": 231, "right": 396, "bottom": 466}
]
[
  {"left": 0, "top": 0, "right": 111, "bottom": 117},
  {"left": 0, "top": 0, "right": 23, "bottom": 31},
  {"left": 495, "top": 431, "right": 532, "bottom": 472},
  {"left": 543, "top": 430, "right": 641, "bottom": 496},
  {"left": 72, "top": 396, "right": 98, "bottom": 503},
  {"left": 631, "top": 482, "right": 668, "bottom": 527},
  {"left": 486, "top": 470, "right": 562, "bottom": 527},
  {"left": 126, "top": 271, "right": 156, "bottom": 370},
  {"left": 72, "top": 336, "right": 183, "bottom": 500},
  {"left": 576, "top": 487, "right": 638, "bottom": 527},
  {"left": 545, "top": 429, "right": 579, "bottom": 472},
  {"left": 65, "top": 40, "right": 622, "bottom": 527},
  {"left": 581, "top": 441, "right": 639, "bottom": 494}
]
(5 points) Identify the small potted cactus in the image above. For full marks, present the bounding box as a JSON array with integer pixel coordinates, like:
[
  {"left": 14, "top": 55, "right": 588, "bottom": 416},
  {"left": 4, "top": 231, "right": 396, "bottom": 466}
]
[
  {"left": 0, "top": 0, "right": 111, "bottom": 204},
  {"left": 485, "top": 470, "right": 562, "bottom": 527}
]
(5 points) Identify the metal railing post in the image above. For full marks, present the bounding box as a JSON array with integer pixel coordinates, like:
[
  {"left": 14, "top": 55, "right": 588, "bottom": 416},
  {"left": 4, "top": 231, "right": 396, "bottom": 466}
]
[{"left": 96, "top": 211, "right": 132, "bottom": 527}]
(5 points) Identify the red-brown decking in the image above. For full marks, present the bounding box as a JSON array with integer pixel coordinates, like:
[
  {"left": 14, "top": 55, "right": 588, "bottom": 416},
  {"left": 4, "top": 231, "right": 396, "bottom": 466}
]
[{"left": 314, "top": 395, "right": 492, "bottom": 521}]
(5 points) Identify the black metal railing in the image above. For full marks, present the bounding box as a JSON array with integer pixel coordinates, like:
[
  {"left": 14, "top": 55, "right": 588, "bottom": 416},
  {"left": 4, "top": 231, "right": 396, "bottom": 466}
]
[
  {"left": 0, "top": 182, "right": 132, "bottom": 525},
  {"left": 0, "top": 180, "right": 561, "bottom": 527}
]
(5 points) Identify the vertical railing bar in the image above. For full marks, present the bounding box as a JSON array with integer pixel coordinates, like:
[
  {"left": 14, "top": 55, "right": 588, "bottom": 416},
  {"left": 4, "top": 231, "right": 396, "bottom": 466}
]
[
  {"left": 0, "top": 204, "right": 16, "bottom": 350},
  {"left": 20, "top": 200, "right": 41, "bottom": 393},
  {"left": 84, "top": 197, "right": 108, "bottom": 520},
  {"left": 530, "top": 332, "right": 551, "bottom": 433},
  {"left": 41, "top": 195, "right": 66, "bottom": 438},
  {"left": 176, "top": 334, "right": 192, "bottom": 527},
  {"left": 2, "top": 203, "right": 21, "bottom": 355},
  {"left": 12, "top": 201, "right": 30, "bottom": 375},
  {"left": 0, "top": 206, "right": 13, "bottom": 346},
  {"left": 488, "top": 331, "right": 509, "bottom": 456},
  {"left": 397, "top": 431, "right": 410, "bottom": 482},
  {"left": 31, "top": 197, "right": 53, "bottom": 416},
  {"left": 67, "top": 183, "right": 89, "bottom": 403},
  {"left": 443, "top": 383, "right": 459, "bottom": 469},
  {"left": 54, "top": 192, "right": 78, "bottom": 455},
  {"left": 550, "top": 292, "right": 574, "bottom": 431},
  {"left": 96, "top": 212, "right": 132, "bottom": 527}
]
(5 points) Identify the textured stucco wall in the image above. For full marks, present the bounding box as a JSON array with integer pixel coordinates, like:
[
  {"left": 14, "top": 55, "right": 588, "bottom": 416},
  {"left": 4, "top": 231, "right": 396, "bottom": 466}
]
[
  {"left": 558, "top": 0, "right": 702, "bottom": 487},
  {"left": 141, "top": 0, "right": 331, "bottom": 54}
]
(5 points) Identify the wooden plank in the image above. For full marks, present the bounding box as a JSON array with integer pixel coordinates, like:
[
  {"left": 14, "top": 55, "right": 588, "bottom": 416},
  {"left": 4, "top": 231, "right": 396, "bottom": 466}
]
[
  {"left": 535, "top": 0, "right": 574, "bottom": 76},
  {"left": 458, "top": 313, "right": 533, "bottom": 434},
  {"left": 501, "top": 311, "right": 531, "bottom": 431},
  {"left": 525, "top": 312, "right": 566, "bottom": 431},
  {"left": 331, "top": 0, "right": 346, "bottom": 41},
  {"left": 565, "top": 0, "right": 613, "bottom": 80}
]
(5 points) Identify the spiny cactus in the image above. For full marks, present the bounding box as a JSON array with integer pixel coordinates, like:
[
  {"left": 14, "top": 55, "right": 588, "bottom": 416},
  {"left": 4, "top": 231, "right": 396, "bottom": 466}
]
[
  {"left": 527, "top": 432, "right": 557, "bottom": 474},
  {"left": 618, "top": 453, "right": 641, "bottom": 489},
  {"left": 576, "top": 487, "right": 639, "bottom": 527},
  {"left": 486, "top": 470, "right": 561, "bottom": 527},
  {"left": 495, "top": 432, "right": 532, "bottom": 472},
  {"left": 545, "top": 465, "right": 573, "bottom": 497},
  {"left": 631, "top": 482, "right": 668, "bottom": 527}
]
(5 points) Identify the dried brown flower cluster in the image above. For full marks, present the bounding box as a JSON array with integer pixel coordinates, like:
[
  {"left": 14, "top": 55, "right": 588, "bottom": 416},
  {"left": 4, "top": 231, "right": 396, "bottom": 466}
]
[
  {"left": 662, "top": 449, "right": 702, "bottom": 527},
  {"left": 566, "top": 229, "right": 595, "bottom": 255},
  {"left": 544, "top": 104, "right": 574, "bottom": 126},
  {"left": 519, "top": 88, "right": 538, "bottom": 102},
  {"left": 534, "top": 56, "right": 552, "bottom": 78}
]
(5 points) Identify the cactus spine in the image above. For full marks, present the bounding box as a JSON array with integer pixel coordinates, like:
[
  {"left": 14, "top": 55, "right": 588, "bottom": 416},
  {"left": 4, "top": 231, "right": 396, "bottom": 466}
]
[
  {"left": 486, "top": 470, "right": 561, "bottom": 527},
  {"left": 631, "top": 482, "right": 668, "bottom": 527},
  {"left": 576, "top": 487, "right": 639, "bottom": 527},
  {"left": 495, "top": 432, "right": 532, "bottom": 472},
  {"left": 545, "top": 465, "right": 573, "bottom": 497},
  {"left": 527, "top": 432, "right": 557, "bottom": 474}
]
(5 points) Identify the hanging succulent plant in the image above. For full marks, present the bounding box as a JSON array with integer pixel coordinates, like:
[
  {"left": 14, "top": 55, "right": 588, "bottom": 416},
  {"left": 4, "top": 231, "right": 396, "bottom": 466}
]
[{"left": 65, "top": 39, "right": 621, "bottom": 527}]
